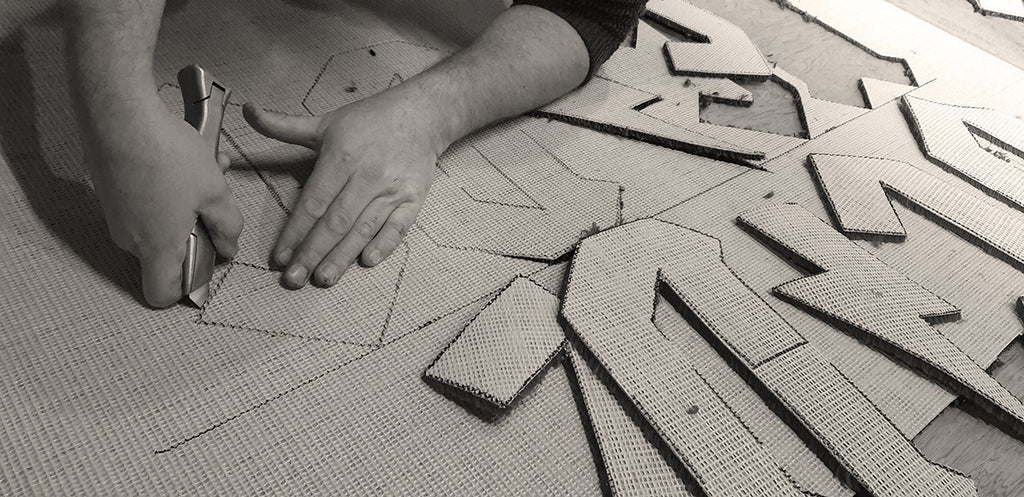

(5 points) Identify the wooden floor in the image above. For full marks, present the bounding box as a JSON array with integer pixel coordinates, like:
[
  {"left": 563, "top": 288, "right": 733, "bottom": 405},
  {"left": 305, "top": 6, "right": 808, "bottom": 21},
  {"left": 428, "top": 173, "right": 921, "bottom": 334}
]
[
  {"left": 915, "top": 339, "right": 1024, "bottom": 496},
  {"left": 881, "top": 2, "right": 1024, "bottom": 494}
]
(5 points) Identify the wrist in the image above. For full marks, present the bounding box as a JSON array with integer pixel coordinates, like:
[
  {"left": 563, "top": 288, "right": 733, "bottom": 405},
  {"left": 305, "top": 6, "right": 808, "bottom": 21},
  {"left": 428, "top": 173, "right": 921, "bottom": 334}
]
[
  {"left": 388, "top": 69, "right": 471, "bottom": 155},
  {"left": 76, "top": 89, "right": 169, "bottom": 174}
]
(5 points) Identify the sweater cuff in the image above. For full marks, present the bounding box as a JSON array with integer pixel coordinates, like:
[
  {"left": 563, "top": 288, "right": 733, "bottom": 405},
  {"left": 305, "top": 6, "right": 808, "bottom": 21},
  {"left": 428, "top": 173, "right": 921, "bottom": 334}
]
[{"left": 512, "top": 0, "right": 642, "bottom": 79}]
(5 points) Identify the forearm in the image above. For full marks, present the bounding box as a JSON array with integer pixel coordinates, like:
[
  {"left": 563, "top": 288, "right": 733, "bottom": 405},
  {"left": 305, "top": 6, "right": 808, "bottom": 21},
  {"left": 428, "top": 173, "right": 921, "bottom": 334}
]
[
  {"left": 64, "top": 0, "right": 167, "bottom": 171},
  {"left": 389, "top": 5, "right": 590, "bottom": 153}
]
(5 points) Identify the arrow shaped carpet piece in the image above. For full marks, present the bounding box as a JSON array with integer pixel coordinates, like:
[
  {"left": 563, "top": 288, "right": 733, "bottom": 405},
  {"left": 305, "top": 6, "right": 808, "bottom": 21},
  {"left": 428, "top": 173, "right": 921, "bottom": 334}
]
[
  {"left": 739, "top": 202, "right": 1024, "bottom": 441},
  {"left": 902, "top": 95, "right": 1024, "bottom": 210},
  {"left": 808, "top": 153, "right": 1024, "bottom": 270},
  {"left": 646, "top": 0, "right": 772, "bottom": 80}
]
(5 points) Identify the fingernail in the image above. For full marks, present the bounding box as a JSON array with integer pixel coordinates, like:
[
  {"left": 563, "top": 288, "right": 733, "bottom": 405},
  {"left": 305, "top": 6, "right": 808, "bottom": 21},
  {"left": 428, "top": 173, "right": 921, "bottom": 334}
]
[
  {"left": 277, "top": 248, "right": 293, "bottom": 266},
  {"left": 285, "top": 265, "right": 308, "bottom": 288},
  {"left": 317, "top": 263, "right": 339, "bottom": 286},
  {"left": 367, "top": 249, "right": 380, "bottom": 265}
]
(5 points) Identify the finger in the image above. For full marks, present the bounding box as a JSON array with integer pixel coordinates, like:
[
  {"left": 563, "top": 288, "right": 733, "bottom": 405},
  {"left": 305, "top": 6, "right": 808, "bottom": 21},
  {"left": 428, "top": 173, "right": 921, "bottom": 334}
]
[
  {"left": 243, "top": 102, "right": 322, "bottom": 149},
  {"left": 361, "top": 201, "right": 421, "bottom": 267},
  {"left": 140, "top": 248, "right": 186, "bottom": 308},
  {"left": 313, "top": 198, "right": 394, "bottom": 287},
  {"left": 200, "top": 192, "right": 244, "bottom": 260},
  {"left": 272, "top": 150, "right": 350, "bottom": 268},
  {"left": 282, "top": 176, "right": 381, "bottom": 289},
  {"left": 216, "top": 151, "right": 231, "bottom": 173}
]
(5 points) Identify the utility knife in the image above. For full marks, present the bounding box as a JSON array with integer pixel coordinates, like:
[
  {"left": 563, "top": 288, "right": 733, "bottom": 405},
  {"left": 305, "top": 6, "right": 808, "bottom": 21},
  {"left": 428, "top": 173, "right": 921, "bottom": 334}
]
[{"left": 178, "top": 64, "right": 231, "bottom": 307}]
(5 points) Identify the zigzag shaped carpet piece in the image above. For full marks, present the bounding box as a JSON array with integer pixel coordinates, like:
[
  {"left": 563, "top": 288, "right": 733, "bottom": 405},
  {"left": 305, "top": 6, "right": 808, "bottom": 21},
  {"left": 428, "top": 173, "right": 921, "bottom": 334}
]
[
  {"left": 600, "top": 21, "right": 753, "bottom": 106},
  {"left": 738, "top": 202, "right": 1024, "bottom": 440},
  {"left": 646, "top": 0, "right": 772, "bottom": 80},
  {"left": 565, "top": 341, "right": 695, "bottom": 496},
  {"left": 902, "top": 95, "right": 1024, "bottom": 210},
  {"left": 424, "top": 277, "right": 565, "bottom": 410},
  {"left": 808, "top": 153, "right": 1024, "bottom": 270},
  {"left": 563, "top": 218, "right": 977, "bottom": 497}
]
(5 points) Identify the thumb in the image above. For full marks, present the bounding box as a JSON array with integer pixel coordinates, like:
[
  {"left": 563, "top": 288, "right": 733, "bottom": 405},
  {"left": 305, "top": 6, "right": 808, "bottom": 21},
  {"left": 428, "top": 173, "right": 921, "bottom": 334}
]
[{"left": 243, "top": 102, "right": 323, "bottom": 149}]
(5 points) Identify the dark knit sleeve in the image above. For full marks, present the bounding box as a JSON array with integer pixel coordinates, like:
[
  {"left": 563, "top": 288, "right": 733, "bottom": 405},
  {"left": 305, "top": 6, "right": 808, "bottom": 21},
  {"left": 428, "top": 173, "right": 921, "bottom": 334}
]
[{"left": 512, "top": 0, "right": 647, "bottom": 77}]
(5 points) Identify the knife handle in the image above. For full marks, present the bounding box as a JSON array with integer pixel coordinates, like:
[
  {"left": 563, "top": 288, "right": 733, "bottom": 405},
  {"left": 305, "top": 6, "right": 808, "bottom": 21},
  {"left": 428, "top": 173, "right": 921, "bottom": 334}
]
[{"left": 177, "top": 64, "right": 231, "bottom": 306}]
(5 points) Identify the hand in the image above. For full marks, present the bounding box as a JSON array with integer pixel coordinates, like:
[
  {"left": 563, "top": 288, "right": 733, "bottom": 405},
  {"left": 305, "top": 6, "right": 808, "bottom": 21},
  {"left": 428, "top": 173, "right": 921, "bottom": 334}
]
[
  {"left": 242, "top": 89, "right": 440, "bottom": 289},
  {"left": 86, "top": 101, "right": 243, "bottom": 307}
]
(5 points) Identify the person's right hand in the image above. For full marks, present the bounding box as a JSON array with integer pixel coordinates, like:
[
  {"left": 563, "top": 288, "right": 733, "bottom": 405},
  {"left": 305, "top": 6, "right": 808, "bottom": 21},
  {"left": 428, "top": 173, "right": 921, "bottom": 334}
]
[{"left": 84, "top": 101, "right": 243, "bottom": 308}]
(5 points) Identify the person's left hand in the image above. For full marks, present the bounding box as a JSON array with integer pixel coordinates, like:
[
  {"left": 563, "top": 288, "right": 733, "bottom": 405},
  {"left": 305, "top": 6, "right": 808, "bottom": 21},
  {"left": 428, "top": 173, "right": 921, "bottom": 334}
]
[{"left": 242, "top": 89, "right": 444, "bottom": 289}]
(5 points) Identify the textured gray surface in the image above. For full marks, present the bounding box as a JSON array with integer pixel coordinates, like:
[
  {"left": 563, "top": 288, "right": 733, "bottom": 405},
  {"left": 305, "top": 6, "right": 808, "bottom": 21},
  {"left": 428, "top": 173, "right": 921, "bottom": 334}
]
[{"left": 3, "top": 0, "right": 1024, "bottom": 495}]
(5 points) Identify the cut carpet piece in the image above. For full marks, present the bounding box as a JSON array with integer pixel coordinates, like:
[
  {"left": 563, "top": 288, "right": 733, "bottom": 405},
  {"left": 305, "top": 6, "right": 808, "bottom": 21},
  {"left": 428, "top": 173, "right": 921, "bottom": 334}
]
[
  {"left": 535, "top": 76, "right": 765, "bottom": 165},
  {"left": 603, "top": 20, "right": 753, "bottom": 106},
  {"left": 563, "top": 219, "right": 977, "bottom": 497},
  {"left": 420, "top": 120, "right": 621, "bottom": 260},
  {"left": 381, "top": 227, "right": 546, "bottom": 343},
  {"left": 859, "top": 77, "right": 916, "bottom": 109},
  {"left": 563, "top": 220, "right": 804, "bottom": 497},
  {"left": 650, "top": 291, "right": 850, "bottom": 496},
  {"left": 646, "top": 0, "right": 772, "bottom": 80},
  {"left": 540, "top": 17, "right": 809, "bottom": 169},
  {"left": 424, "top": 277, "right": 566, "bottom": 410},
  {"left": 739, "top": 202, "right": 1024, "bottom": 440},
  {"left": 808, "top": 153, "right": 1024, "bottom": 270},
  {"left": 565, "top": 341, "right": 695, "bottom": 496},
  {"left": 656, "top": 100, "right": 1024, "bottom": 442},
  {"left": 902, "top": 95, "right": 1024, "bottom": 210}
]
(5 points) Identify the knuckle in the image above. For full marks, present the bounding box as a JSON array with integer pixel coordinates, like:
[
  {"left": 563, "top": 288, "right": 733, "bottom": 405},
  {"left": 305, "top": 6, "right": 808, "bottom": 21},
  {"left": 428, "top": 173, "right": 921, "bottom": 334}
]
[
  {"left": 399, "top": 184, "right": 423, "bottom": 200},
  {"left": 335, "top": 148, "right": 357, "bottom": 165},
  {"left": 302, "top": 196, "right": 329, "bottom": 218},
  {"left": 325, "top": 212, "right": 353, "bottom": 235},
  {"left": 353, "top": 220, "right": 378, "bottom": 238},
  {"left": 385, "top": 219, "right": 410, "bottom": 237},
  {"left": 357, "top": 168, "right": 385, "bottom": 185}
]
